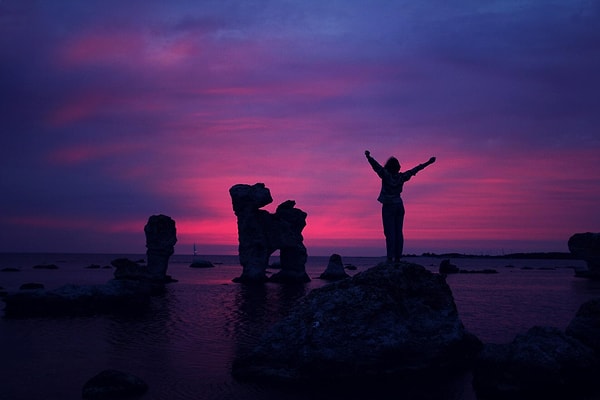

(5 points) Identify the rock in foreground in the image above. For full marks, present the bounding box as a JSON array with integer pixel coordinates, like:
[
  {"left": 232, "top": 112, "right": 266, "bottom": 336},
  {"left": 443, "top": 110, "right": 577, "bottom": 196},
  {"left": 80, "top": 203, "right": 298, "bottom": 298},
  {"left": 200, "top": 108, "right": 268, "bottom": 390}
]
[
  {"left": 232, "top": 261, "right": 481, "bottom": 383},
  {"left": 473, "top": 326, "right": 599, "bottom": 399},
  {"left": 82, "top": 369, "right": 148, "bottom": 399}
]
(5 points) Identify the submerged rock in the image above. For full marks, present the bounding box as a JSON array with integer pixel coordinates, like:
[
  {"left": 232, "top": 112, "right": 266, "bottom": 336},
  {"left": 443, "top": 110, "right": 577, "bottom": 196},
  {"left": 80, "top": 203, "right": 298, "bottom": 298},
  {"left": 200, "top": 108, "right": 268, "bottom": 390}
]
[
  {"left": 32, "top": 264, "right": 59, "bottom": 270},
  {"left": 19, "top": 283, "right": 45, "bottom": 290},
  {"left": 232, "top": 261, "right": 481, "bottom": 383},
  {"left": 82, "top": 369, "right": 148, "bottom": 399},
  {"left": 473, "top": 326, "right": 599, "bottom": 399},
  {"left": 189, "top": 259, "right": 215, "bottom": 268},
  {"left": 319, "top": 253, "right": 349, "bottom": 281}
]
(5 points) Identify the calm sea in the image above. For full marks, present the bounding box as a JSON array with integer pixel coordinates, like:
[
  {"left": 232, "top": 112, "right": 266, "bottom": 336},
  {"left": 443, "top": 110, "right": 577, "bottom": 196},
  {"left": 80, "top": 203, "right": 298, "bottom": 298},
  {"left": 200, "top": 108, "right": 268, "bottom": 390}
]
[{"left": 1, "top": 253, "right": 598, "bottom": 400}]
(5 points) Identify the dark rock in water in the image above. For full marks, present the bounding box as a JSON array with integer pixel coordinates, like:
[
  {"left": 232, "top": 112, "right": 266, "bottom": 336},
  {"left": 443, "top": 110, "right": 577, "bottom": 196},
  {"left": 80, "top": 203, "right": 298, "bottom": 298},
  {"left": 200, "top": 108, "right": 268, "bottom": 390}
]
[
  {"left": 3, "top": 280, "right": 155, "bottom": 318},
  {"left": 232, "top": 261, "right": 481, "bottom": 383},
  {"left": 1, "top": 267, "right": 20, "bottom": 272},
  {"left": 439, "top": 259, "right": 459, "bottom": 274},
  {"left": 569, "top": 232, "right": 600, "bottom": 279},
  {"left": 111, "top": 215, "right": 177, "bottom": 283},
  {"left": 345, "top": 264, "right": 357, "bottom": 270},
  {"left": 319, "top": 253, "right": 349, "bottom": 281},
  {"left": 82, "top": 369, "right": 148, "bottom": 399},
  {"left": 473, "top": 326, "right": 599, "bottom": 400},
  {"left": 145, "top": 214, "right": 177, "bottom": 280},
  {"left": 459, "top": 269, "right": 498, "bottom": 274},
  {"left": 85, "top": 264, "right": 102, "bottom": 269},
  {"left": 566, "top": 298, "right": 600, "bottom": 352},
  {"left": 19, "top": 282, "right": 45, "bottom": 290},
  {"left": 111, "top": 258, "right": 141, "bottom": 269},
  {"left": 229, "top": 183, "right": 309, "bottom": 283},
  {"left": 189, "top": 259, "right": 215, "bottom": 268},
  {"left": 32, "top": 264, "right": 59, "bottom": 270}
]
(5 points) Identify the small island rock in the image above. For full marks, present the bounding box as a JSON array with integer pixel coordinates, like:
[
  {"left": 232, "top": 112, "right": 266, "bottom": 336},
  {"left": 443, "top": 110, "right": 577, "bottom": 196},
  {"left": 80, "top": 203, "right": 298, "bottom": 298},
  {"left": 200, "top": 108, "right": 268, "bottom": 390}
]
[
  {"left": 190, "top": 259, "right": 215, "bottom": 268},
  {"left": 319, "top": 253, "right": 349, "bottom": 280}
]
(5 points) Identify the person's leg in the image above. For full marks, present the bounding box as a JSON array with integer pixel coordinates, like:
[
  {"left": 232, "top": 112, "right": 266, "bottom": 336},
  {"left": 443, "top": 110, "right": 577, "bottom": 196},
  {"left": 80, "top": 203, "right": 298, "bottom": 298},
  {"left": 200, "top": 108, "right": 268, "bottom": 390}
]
[
  {"left": 382, "top": 204, "right": 395, "bottom": 262},
  {"left": 394, "top": 202, "right": 405, "bottom": 262}
]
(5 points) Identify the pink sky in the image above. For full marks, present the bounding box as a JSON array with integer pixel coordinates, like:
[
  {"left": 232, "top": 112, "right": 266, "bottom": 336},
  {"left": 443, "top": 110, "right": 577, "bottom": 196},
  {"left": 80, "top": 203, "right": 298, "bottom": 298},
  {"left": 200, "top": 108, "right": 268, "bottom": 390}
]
[{"left": 1, "top": 1, "right": 599, "bottom": 256}]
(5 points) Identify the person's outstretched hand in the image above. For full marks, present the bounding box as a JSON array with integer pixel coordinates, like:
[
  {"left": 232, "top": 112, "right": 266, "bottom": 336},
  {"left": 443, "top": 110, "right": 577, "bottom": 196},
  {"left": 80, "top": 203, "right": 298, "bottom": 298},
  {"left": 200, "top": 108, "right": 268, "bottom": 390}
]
[
  {"left": 365, "top": 150, "right": 370, "bottom": 157},
  {"left": 428, "top": 156, "right": 436, "bottom": 164}
]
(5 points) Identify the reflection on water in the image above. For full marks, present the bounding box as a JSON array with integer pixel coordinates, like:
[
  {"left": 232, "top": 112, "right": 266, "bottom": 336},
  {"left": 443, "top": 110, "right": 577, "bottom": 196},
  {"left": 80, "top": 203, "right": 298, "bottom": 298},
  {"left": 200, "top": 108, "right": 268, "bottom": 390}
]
[{"left": 0, "top": 254, "right": 596, "bottom": 399}]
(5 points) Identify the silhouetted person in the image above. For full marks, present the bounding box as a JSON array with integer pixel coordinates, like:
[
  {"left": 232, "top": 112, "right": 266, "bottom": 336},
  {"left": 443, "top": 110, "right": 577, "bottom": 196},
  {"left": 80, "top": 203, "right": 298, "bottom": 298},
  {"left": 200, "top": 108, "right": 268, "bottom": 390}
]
[{"left": 365, "top": 150, "right": 436, "bottom": 263}]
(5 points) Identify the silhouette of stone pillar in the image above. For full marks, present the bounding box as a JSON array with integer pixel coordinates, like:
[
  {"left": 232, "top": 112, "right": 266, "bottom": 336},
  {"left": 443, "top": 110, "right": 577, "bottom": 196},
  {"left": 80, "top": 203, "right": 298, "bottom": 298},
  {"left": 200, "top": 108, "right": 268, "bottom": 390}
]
[{"left": 144, "top": 214, "right": 177, "bottom": 281}]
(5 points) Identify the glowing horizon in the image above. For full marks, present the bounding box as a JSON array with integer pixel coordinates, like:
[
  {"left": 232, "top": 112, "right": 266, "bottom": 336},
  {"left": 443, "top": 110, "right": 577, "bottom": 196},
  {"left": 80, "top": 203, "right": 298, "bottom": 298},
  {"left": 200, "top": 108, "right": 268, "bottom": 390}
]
[{"left": 1, "top": 1, "right": 599, "bottom": 256}]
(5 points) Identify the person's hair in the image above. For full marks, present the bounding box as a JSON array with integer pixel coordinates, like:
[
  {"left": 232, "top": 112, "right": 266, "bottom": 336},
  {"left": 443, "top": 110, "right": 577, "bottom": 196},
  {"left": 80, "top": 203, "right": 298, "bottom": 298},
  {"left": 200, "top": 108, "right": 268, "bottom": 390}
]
[{"left": 384, "top": 157, "right": 400, "bottom": 174}]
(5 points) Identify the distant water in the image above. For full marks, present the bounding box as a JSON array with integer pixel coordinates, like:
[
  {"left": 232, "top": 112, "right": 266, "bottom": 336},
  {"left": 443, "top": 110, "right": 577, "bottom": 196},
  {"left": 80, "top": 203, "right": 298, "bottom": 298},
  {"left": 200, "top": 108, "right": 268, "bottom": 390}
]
[{"left": 1, "top": 253, "right": 598, "bottom": 400}]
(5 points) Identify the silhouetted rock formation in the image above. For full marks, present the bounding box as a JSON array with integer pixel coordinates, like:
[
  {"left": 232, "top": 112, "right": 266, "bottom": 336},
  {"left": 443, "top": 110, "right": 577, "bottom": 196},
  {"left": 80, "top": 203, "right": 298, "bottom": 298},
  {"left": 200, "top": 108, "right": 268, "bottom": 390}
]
[
  {"left": 232, "top": 261, "right": 481, "bottom": 383},
  {"left": 113, "top": 214, "right": 177, "bottom": 283},
  {"left": 473, "top": 326, "right": 599, "bottom": 399},
  {"left": 82, "top": 369, "right": 148, "bottom": 399},
  {"left": 319, "top": 253, "right": 349, "bottom": 280},
  {"left": 2, "top": 215, "right": 176, "bottom": 317},
  {"left": 566, "top": 298, "right": 600, "bottom": 352},
  {"left": 229, "top": 183, "right": 309, "bottom": 283},
  {"left": 569, "top": 232, "right": 600, "bottom": 279},
  {"left": 439, "top": 259, "right": 459, "bottom": 274}
]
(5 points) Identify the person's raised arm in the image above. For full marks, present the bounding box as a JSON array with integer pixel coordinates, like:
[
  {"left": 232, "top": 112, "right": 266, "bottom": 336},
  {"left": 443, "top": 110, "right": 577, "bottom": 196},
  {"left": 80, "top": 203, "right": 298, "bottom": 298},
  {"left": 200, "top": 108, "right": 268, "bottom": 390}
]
[
  {"left": 406, "top": 156, "right": 436, "bottom": 176},
  {"left": 365, "top": 150, "right": 385, "bottom": 177}
]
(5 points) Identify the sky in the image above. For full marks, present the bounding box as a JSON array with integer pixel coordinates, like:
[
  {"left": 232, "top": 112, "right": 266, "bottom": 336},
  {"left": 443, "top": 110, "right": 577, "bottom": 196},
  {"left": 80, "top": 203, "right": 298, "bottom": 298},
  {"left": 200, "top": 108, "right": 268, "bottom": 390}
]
[{"left": 1, "top": 1, "right": 599, "bottom": 257}]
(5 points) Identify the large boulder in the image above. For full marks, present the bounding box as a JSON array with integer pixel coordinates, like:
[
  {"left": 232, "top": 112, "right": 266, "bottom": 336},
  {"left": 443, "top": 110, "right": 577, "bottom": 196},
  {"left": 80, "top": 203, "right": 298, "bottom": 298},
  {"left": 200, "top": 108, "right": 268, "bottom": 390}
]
[
  {"left": 473, "top": 326, "right": 599, "bottom": 399},
  {"left": 229, "top": 184, "right": 309, "bottom": 283},
  {"left": 232, "top": 261, "right": 481, "bottom": 383},
  {"left": 568, "top": 232, "right": 600, "bottom": 279},
  {"left": 566, "top": 298, "right": 600, "bottom": 353}
]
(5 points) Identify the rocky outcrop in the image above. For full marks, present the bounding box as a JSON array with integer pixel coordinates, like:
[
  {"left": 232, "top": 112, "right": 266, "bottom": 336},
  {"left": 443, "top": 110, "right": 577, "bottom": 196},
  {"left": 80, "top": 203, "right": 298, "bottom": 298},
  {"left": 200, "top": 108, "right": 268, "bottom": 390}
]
[
  {"left": 439, "top": 259, "right": 459, "bottom": 274},
  {"left": 319, "top": 253, "right": 349, "bottom": 280},
  {"left": 473, "top": 326, "right": 599, "bottom": 399},
  {"left": 82, "top": 369, "right": 148, "bottom": 399},
  {"left": 569, "top": 232, "right": 600, "bottom": 279},
  {"left": 566, "top": 298, "right": 600, "bottom": 353},
  {"left": 113, "top": 215, "right": 177, "bottom": 283},
  {"left": 3, "top": 280, "right": 154, "bottom": 317},
  {"left": 232, "top": 261, "right": 481, "bottom": 383},
  {"left": 229, "top": 183, "right": 309, "bottom": 283}
]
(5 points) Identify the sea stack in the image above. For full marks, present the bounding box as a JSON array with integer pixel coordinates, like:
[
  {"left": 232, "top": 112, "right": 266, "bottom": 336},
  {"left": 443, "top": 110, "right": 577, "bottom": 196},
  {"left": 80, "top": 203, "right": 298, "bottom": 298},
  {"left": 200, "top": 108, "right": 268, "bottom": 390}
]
[
  {"left": 229, "top": 183, "right": 309, "bottom": 283},
  {"left": 145, "top": 214, "right": 177, "bottom": 281}
]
